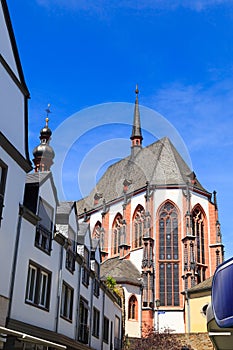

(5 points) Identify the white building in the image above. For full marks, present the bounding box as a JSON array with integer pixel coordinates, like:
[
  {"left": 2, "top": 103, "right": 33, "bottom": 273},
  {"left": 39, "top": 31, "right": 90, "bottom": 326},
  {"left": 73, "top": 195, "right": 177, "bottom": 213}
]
[
  {"left": 0, "top": 1, "right": 123, "bottom": 348},
  {"left": 0, "top": 0, "right": 32, "bottom": 328}
]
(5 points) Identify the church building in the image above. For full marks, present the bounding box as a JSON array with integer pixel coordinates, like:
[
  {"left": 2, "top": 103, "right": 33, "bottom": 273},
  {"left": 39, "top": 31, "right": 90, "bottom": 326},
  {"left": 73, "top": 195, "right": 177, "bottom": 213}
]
[{"left": 76, "top": 86, "right": 224, "bottom": 335}]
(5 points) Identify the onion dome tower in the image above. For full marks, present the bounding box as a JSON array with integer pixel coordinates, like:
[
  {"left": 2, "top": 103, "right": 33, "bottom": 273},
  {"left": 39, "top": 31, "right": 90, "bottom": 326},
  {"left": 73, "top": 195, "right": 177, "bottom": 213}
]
[{"left": 33, "top": 107, "right": 55, "bottom": 172}]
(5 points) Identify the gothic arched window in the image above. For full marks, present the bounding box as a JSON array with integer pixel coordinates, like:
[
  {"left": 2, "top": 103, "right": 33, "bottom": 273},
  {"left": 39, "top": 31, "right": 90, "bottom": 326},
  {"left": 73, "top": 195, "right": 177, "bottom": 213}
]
[
  {"left": 132, "top": 205, "right": 145, "bottom": 249},
  {"left": 158, "top": 201, "right": 179, "bottom": 306},
  {"left": 112, "top": 213, "right": 123, "bottom": 255},
  {"left": 92, "top": 221, "right": 102, "bottom": 239},
  {"left": 128, "top": 295, "right": 138, "bottom": 320},
  {"left": 192, "top": 207, "right": 205, "bottom": 265},
  {"left": 192, "top": 206, "right": 206, "bottom": 283}
]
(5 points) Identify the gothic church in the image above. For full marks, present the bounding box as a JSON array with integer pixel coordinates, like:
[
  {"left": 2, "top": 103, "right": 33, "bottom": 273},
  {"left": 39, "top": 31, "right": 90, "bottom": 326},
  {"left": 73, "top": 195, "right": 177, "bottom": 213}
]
[{"left": 76, "top": 87, "right": 224, "bottom": 335}]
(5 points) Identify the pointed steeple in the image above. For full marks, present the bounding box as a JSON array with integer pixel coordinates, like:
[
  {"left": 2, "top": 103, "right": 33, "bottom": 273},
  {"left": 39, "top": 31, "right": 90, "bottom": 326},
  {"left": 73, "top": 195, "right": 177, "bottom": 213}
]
[
  {"left": 32, "top": 105, "right": 55, "bottom": 172},
  {"left": 130, "top": 85, "right": 143, "bottom": 149}
]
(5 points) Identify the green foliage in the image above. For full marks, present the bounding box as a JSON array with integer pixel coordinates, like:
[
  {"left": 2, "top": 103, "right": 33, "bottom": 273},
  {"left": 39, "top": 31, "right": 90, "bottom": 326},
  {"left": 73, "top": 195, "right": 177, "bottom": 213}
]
[{"left": 106, "top": 276, "right": 117, "bottom": 290}]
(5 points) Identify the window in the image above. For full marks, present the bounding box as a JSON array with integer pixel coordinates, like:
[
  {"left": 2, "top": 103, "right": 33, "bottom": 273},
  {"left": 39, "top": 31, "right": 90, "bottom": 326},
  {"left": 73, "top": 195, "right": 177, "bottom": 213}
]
[
  {"left": 82, "top": 247, "right": 90, "bottom": 286},
  {"left": 78, "top": 298, "right": 89, "bottom": 344},
  {"left": 25, "top": 262, "right": 51, "bottom": 310},
  {"left": 112, "top": 213, "right": 123, "bottom": 255},
  {"left": 192, "top": 207, "right": 205, "bottom": 264},
  {"left": 128, "top": 295, "right": 138, "bottom": 320},
  {"left": 103, "top": 316, "right": 109, "bottom": 344},
  {"left": 192, "top": 206, "right": 206, "bottom": 283},
  {"left": 0, "top": 160, "right": 7, "bottom": 226},
  {"left": 132, "top": 205, "right": 145, "bottom": 248},
  {"left": 92, "top": 221, "right": 102, "bottom": 239},
  {"left": 93, "top": 261, "right": 100, "bottom": 297},
  {"left": 159, "top": 202, "right": 179, "bottom": 306},
  {"left": 92, "top": 307, "right": 100, "bottom": 338},
  {"left": 60, "top": 282, "right": 73, "bottom": 321},
  {"left": 35, "top": 198, "right": 53, "bottom": 253},
  {"left": 66, "top": 229, "right": 76, "bottom": 273},
  {"left": 114, "top": 316, "right": 121, "bottom": 350}
]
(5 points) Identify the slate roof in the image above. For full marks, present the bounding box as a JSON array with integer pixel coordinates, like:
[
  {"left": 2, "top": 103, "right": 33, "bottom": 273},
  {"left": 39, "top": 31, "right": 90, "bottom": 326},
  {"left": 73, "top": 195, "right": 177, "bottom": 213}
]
[
  {"left": 101, "top": 257, "right": 142, "bottom": 286},
  {"left": 26, "top": 172, "right": 50, "bottom": 184},
  {"left": 77, "top": 222, "right": 90, "bottom": 245},
  {"left": 76, "top": 137, "right": 208, "bottom": 214},
  {"left": 24, "top": 171, "right": 59, "bottom": 213},
  {"left": 187, "top": 276, "right": 213, "bottom": 293},
  {"left": 56, "top": 201, "right": 74, "bottom": 215}
]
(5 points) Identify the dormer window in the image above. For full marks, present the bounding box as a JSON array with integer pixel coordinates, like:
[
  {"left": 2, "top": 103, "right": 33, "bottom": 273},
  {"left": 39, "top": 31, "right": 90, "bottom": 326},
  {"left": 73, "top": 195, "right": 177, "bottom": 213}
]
[
  {"left": 66, "top": 228, "right": 76, "bottom": 273},
  {"left": 35, "top": 198, "right": 53, "bottom": 254}
]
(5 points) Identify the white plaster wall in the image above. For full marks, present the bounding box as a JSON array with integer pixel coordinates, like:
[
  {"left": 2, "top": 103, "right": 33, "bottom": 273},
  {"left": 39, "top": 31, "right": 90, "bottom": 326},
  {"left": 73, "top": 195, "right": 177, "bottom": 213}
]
[
  {"left": 131, "top": 192, "right": 145, "bottom": 215},
  {"left": 89, "top": 211, "right": 102, "bottom": 232},
  {"left": 130, "top": 248, "right": 143, "bottom": 272},
  {"left": 10, "top": 218, "right": 59, "bottom": 330},
  {"left": 39, "top": 178, "right": 57, "bottom": 214},
  {"left": 109, "top": 202, "right": 123, "bottom": 225},
  {"left": 10, "top": 177, "right": 60, "bottom": 331},
  {"left": 80, "top": 281, "right": 92, "bottom": 304},
  {"left": 0, "top": 150, "right": 26, "bottom": 297},
  {"left": 103, "top": 294, "right": 122, "bottom": 350},
  {"left": 123, "top": 284, "right": 141, "bottom": 338},
  {"left": 68, "top": 208, "right": 78, "bottom": 234},
  {"left": 155, "top": 310, "right": 184, "bottom": 333},
  {"left": 190, "top": 191, "right": 212, "bottom": 274},
  {"left": 0, "top": 64, "right": 25, "bottom": 156},
  {"left": 91, "top": 287, "right": 104, "bottom": 350},
  {"left": 0, "top": 3, "right": 19, "bottom": 79}
]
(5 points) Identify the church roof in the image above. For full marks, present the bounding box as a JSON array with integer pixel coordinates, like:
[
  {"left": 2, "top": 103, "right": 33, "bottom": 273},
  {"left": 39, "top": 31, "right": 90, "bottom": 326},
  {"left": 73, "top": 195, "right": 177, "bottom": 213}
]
[
  {"left": 101, "top": 257, "right": 142, "bottom": 286},
  {"left": 56, "top": 201, "right": 74, "bottom": 215},
  {"left": 76, "top": 136, "right": 208, "bottom": 214}
]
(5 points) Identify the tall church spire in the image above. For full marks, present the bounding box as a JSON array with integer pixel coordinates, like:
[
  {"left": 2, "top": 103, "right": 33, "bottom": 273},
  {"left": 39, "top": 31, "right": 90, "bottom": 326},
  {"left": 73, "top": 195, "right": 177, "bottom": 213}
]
[{"left": 130, "top": 84, "right": 143, "bottom": 150}]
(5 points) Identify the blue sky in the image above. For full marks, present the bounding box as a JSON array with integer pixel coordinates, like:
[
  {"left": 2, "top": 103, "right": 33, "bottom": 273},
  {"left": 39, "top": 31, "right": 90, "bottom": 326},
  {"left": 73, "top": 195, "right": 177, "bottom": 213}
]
[{"left": 7, "top": 0, "right": 233, "bottom": 259}]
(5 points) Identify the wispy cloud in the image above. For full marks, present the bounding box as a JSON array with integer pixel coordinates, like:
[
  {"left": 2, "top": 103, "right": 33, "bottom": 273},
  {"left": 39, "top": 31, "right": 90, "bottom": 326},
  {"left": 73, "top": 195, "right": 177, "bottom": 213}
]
[
  {"left": 35, "top": 0, "right": 233, "bottom": 13},
  {"left": 148, "top": 79, "right": 233, "bottom": 152}
]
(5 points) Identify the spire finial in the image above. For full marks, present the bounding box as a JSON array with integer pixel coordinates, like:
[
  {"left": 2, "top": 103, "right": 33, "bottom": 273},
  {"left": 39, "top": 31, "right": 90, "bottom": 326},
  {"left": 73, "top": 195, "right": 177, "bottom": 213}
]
[
  {"left": 130, "top": 84, "right": 143, "bottom": 152},
  {"left": 45, "top": 104, "right": 51, "bottom": 126}
]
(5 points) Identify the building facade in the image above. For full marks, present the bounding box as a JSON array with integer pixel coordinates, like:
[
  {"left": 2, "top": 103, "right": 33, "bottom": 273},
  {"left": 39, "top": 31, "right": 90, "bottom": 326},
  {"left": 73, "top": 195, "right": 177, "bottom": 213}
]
[
  {"left": 76, "top": 88, "right": 224, "bottom": 335},
  {"left": 0, "top": 1, "right": 122, "bottom": 349},
  {"left": 0, "top": 0, "right": 31, "bottom": 328}
]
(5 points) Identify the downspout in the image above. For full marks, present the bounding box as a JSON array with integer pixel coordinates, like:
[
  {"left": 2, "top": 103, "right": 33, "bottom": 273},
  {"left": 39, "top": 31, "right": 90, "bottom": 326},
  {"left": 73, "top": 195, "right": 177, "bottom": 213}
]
[
  {"left": 7, "top": 205, "right": 23, "bottom": 322},
  {"left": 75, "top": 260, "right": 82, "bottom": 341},
  {"left": 55, "top": 243, "right": 64, "bottom": 333},
  {"left": 185, "top": 290, "right": 191, "bottom": 334},
  {"left": 101, "top": 289, "right": 105, "bottom": 350},
  {"left": 88, "top": 274, "right": 94, "bottom": 347}
]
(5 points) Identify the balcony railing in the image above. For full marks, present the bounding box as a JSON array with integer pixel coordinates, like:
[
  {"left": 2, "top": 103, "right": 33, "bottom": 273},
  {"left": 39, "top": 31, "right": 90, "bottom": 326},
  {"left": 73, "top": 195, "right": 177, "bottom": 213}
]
[
  {"left": 114, "top": 337, "right": 121, "bottom": 350},
  {"left": 78, "top": 323, "right": 89, "bottom": 344},
  {"left": 35, "top": 225, "right": 52, "bottom": 253}
]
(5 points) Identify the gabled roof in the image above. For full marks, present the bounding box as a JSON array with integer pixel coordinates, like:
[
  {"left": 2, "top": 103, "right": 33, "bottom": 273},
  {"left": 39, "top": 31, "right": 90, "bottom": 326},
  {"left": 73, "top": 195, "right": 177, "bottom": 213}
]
[
  {"left": 56, "top": 201, "right": 74, "bottom": 215},
  {"left": 101, "top": 257, "right": 142, "bottom": 286},
  {"left": 77, "top": 222, "right": 91, "bottom": 246},
  {"left": 25, "top": 171, "right": 59, "bottom": 205},
  {"left": 76, "top": 137, "right": 208, "bottom": 214},
  {"left": 183, "top": 276, "right": 213, "bottom": 299},
  {"left": 0, "top": 0, "right": 29, "bottom": 96}
]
